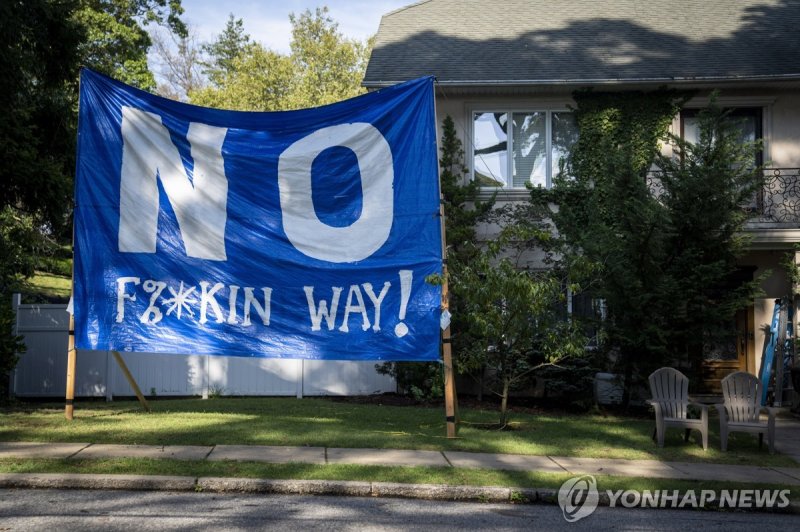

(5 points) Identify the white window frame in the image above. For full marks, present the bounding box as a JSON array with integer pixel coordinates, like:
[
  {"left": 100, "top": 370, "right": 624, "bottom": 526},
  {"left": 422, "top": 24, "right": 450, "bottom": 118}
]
[{"left": 469, "top": 105, "right": 576, "bottom": 191}]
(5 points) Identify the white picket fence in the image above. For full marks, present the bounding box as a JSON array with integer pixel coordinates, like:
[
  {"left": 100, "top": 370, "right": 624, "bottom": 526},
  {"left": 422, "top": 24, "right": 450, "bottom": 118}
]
[{"left": 9, "top": 295, "right": 395, "bottom": 399}]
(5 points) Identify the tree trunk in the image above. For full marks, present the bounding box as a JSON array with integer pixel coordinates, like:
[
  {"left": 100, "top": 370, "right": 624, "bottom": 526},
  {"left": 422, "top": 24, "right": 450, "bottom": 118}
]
[
  {"left": 477, "top": 366, "right": 484, "bottom": 402},
  {"left": 621, "top": 349, "right": 634, "bottom": 409},
  {"left": 499, "top": 377, "right": 510, "bottom": 426}
]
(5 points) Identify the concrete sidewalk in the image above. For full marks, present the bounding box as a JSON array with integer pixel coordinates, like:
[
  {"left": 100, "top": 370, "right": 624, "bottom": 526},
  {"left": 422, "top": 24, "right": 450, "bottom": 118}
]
[{"left": 2, "top": 440, "right": 800, "bottom": 486}]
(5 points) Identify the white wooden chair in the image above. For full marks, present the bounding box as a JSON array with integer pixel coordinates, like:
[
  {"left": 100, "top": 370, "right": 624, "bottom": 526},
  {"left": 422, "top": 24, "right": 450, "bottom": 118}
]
[
  {"left": 648, "top": 368, "right": 708, "bottom": 451},
  {"left": 716, "top": 371, "right": 777, "bottom": 454}
]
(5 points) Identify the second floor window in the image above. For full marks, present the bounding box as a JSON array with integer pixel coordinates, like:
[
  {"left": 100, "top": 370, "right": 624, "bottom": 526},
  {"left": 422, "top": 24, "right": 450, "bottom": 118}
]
[
  {"left": 680, "top": 107, "right": 763, "bottom": 167},
  {"left": 473, "top": 111, "right": 578, "bottom": 189}
]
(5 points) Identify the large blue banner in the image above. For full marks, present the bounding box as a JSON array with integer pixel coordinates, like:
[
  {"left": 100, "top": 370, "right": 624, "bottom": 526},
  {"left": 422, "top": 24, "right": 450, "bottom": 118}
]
[{"left": 74, "top": 69, "right": 442, "bottom": 361}]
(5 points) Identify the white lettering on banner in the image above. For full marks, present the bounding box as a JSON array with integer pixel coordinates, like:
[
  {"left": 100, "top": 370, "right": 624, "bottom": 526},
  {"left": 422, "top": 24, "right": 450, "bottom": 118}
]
[
  {"left": 304, "top": 286, "right": 343, "bottom": 331},
  {"left": 117, "top": 110, "right": 397, "bottom": 264},
  {"left": 199, "top": 281, "right": 225, "bottom": 324},
  {"left": 339, "top": 285, "right": 371, "bottom": 333},
  {"left": 304, "top": 271, "right": 412, "bottom": 337},
  {"left": 243, "top": 287, "right": 272, "bottom": 326},
  {"left": 362, "top": 282, "right": 390, "bottom": 332},
  {"left": 118, "top": 107, "right": 228, "bottom": 260},
  {"left": 226, "top": 285, "right": 240, "bottom": 324},
  {"left": 278, "top": 123, "right": 394, "bottom": 263},
  {"left": 140, "top": 279, "right": 167, "bottom": 324},
  {"left": 116, "top": 277, "right": 140, "bottom": 322},
  {"left": 113, "top": 271, "right": 418, "bottom": 336}
]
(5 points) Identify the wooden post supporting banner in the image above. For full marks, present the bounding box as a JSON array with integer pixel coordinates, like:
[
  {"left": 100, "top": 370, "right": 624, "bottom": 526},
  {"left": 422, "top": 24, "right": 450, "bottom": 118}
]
[
  {"left": 65, "top": 313, "right": 76, "bottom": 420},
  {"left": 112, "top": 351, "right": 151, "bottom": 412},
  {"left": 432, "top": 81, "right": 458, "bottom": 438},
  {"left": 440, "top": 198, "right": 458, "bottom": 439}
]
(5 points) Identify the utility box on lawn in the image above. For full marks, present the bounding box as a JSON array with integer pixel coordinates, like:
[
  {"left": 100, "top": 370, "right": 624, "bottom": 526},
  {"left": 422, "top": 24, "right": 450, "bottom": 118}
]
[{"left": 594, "top": 372, "right": 623, "bottom": 405}]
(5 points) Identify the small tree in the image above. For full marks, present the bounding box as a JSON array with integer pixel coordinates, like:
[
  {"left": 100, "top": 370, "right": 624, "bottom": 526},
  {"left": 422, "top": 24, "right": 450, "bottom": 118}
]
[
  {"left": 657, "top": 102, "right": 764, "bottom": 383},
  {"left": 201, "top": 13, "right": 250, "bottom": 87},
  {"left": 452, "top": 204, "right": 588, "bottom": 425}
]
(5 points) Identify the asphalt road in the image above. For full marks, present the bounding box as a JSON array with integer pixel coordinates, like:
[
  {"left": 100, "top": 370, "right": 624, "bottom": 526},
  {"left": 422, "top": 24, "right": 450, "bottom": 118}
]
[{"left": 0, "top": 489, "right": 798, "bottom": 531}]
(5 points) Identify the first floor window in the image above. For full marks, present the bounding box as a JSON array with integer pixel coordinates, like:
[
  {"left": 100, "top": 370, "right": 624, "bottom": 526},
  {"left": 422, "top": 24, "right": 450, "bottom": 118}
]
[
  {"left": 568, "top": 288, "right": 607, "bottom": 350},
  {"left": 473, "top": 110, "right": 578, "bottom": 189}
]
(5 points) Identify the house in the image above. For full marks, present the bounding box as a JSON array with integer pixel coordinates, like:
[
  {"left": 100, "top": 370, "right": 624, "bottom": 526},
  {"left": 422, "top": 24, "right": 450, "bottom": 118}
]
[{"left": 364, "top": 0, "right": 800, "bottom": 394}]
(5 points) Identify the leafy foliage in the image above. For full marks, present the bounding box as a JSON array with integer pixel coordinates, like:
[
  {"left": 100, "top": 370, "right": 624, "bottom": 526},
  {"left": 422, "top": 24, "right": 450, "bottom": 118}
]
[
  {"left": 1, "top": 0, "right": 87, "bottom": 395},
  {"left": 452, "top": 204, "right": 588, "bottom": 424},
  {"left": 375, "top": 362, "right": 443, "bottom": 401},
  {"left": 0, "top": 208, "right": 44, "bottom": 400},
  {"left": 200, "top": 14, "right": 250, "bottom": 87},
  {"left": 546, "top": 90, "right": 685, "bottom": 399},
  {"left": 655, "top": 102, "right": 764, "bottom": 378},
  {"left": 74, "top": 0, "right": 186, "bottom": 90},
  {"left": 439, "top": 116, "right": 494, "bottom": 260},
  {"left": 190, "top": 44, "right": 295, "bottom": 110},
  {"left": 190, "top": 7, "right": 370, "bottom": 111},
  {"left": 0, "top": 303, "right": 24, "bottom": 402},
  {"left": 2, "top": 0, "right": 188, "bottom": 395},
  {"left": 1, "top": 0, "right": 83, "bottom": 234},
  {"left": 545, "top": 90, "right": 764, "bottom": 398}
]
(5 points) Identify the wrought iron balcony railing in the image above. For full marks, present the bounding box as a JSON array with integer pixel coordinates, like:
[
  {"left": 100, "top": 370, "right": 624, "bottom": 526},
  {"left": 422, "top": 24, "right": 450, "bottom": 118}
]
[
  {"left": 646, "top": 168, "right": 800, "bottom": 224},
  {"left": 758, "top": 168, "right": 800, "bottom": 223}
]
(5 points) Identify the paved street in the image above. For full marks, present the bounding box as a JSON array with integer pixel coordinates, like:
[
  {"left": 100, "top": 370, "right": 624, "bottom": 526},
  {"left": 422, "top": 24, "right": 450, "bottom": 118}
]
[{"left": 1, "top": 489, "right": 798, "bottom": 531}]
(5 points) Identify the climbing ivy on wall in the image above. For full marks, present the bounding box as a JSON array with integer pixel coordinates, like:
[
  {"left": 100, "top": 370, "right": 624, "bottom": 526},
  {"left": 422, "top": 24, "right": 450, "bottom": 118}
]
[{"left": 539, "top": 89, "right": 763, "bottom": 401}]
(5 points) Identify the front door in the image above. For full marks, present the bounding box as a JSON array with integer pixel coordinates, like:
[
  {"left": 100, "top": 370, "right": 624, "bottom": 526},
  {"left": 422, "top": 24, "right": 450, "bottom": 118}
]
[{"left": 701, "top": 307, "right": 753, "bottom": 393}]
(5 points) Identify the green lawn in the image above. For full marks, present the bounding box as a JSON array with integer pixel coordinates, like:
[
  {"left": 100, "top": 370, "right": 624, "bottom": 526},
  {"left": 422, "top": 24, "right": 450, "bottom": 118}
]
[
  {"left": 20, "top": 270, "right": 71, "bottom": 301},
  {"left": 1, "top": 397, "right": 794, "bottom": 467}
]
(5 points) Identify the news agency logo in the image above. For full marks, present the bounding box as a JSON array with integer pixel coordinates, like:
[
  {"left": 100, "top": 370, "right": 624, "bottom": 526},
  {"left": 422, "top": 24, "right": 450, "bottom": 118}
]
[
  {"left": 558, "top": 475, "right": 599, "bottom": 522},
  {"left": 557, "top": 475, "right": 792, "bottom": 522}
]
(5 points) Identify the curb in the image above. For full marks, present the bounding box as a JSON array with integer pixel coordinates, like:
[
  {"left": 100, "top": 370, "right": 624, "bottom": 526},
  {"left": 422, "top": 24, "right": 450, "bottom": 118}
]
[
  {"left": 0, "top": 473, "right": 195, "bottom": 491},
  {"left": 1, "top": 473, "right": 799, "bottom": 514},
  {"left": 0, "top": 473, "right": 545, "bottom": 504}
]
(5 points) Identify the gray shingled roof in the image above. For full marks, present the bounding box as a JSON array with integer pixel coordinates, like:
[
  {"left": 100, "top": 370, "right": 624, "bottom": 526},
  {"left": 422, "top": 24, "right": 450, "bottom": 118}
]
[{"left": 363, "top": 0, "right": 800, "bottom": 86}]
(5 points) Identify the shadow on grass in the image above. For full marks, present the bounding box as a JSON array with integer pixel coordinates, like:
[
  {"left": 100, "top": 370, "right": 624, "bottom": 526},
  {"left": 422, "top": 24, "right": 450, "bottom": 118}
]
[{"left": 1, "top": 397, "right": 793, "bottom": 467}]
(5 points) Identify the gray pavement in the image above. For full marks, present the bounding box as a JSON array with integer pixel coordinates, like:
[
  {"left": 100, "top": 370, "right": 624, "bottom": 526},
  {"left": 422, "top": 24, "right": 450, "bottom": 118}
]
[
  {"left": 0, "top": 414, "right": 798, "bottom": 508},
  {"left": 775, "top": 415, "right": 800, "bottom": 463},
  {"left": 2, "top": 439, "right": 800, "bottom": 485},
  {"left": 0, "top": 416, "right": 798, "bottom": 514}
]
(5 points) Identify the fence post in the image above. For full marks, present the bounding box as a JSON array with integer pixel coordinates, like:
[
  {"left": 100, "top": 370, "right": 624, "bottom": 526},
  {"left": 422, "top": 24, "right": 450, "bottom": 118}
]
[
  {"left": 9, "top": 293, "right": 21, "bottom": 399},
  {"left": 296, "top": 359, "right": 304, "bottom": 399},
  {"left": 202, "top": 354, "right": 209, "bottom": 399},
  {"left": 105, "top": 351, "right": 114, "bottom": 402}
]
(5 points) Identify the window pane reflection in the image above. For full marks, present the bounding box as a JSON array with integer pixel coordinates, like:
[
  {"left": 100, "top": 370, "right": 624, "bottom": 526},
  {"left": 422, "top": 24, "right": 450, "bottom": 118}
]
[
  {"left": 473, "top": 112, "right": 508, "bottom": 187},
  {"left": 512, "top": 113, "right": 546, "bottom": 188},
  {"left": 552, "top": 112, "right": 578, "bottom": 179}
]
